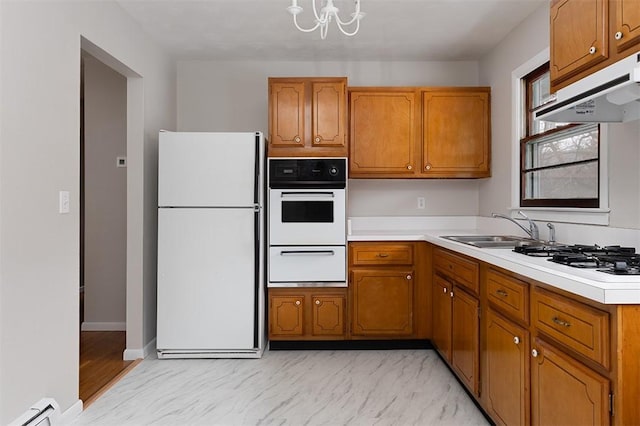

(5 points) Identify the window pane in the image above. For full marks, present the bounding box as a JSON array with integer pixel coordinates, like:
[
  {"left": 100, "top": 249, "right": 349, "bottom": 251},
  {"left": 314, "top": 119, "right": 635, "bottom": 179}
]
[
  {"left": 524, "top": 161, "right": 598, "bottom": 199},
  {"left": 525, "top": 124, "right": 598, "bottom": 169}
]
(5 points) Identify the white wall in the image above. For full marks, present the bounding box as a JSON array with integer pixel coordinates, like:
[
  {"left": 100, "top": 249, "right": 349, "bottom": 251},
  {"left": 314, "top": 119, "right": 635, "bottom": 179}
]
[
  {"left": 477, "top": 4, "right": 549, "bottom": 218},
  {"left": 478, "top": 4, "right": 640, "bottom": 230},
  {"left": 0, "top": 1, "right": 175, "bottom": 422},
  {"left": 177, "top": 60, "right": 482, "bottom": 217},
  {"left": 82, "top": 53, "right": 127, "bottom": 330}
]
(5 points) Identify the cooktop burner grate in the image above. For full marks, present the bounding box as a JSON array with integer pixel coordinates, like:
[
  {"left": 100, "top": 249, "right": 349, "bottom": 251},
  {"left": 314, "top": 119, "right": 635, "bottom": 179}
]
[{"left": 514, "top": 244, "right": 640, "bottom": 275}]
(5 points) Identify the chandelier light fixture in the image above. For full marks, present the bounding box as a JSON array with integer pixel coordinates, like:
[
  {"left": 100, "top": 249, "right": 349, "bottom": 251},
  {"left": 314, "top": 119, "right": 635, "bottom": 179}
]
[{"left": 287, "top": 0, "right": 365, "bottom": 40}]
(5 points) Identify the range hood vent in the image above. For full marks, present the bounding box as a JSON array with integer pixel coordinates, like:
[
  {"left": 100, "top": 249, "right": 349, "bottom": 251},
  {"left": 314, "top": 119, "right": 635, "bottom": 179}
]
[{"left": 535, "top": 52, "right": 640, "bottom": 123}]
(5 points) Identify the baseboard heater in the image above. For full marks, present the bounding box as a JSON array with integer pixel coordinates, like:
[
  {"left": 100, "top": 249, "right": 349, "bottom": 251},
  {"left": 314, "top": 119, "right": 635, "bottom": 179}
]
[{"left": 9, "top": 398, "right": 60, "bottom": 426}]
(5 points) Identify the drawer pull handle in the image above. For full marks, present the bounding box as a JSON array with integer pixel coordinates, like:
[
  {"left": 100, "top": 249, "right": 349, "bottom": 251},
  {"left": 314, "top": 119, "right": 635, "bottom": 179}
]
[
  {"left": 513, "top": 336, "right": 520, "bottom": 345},
  {"left": 552, "top": 316, "right": 571, "bottom": 328},
  {"left": 377, "top": 253, "right": 389, "bottom": 258},
  {"left": 496, "top": 289, "right": 508, "bottom": 297}
]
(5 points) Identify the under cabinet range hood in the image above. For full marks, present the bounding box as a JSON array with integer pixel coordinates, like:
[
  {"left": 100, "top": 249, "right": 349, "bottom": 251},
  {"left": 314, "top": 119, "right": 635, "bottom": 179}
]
[{"left": 536, "top": 52, "right": 640, "bottom": 123}]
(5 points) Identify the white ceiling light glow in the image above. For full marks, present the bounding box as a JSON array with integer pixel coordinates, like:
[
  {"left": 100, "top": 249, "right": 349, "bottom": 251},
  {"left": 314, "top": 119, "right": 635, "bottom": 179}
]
[{"left": 287, "top": 0, "right": 365, "bottom": 40}]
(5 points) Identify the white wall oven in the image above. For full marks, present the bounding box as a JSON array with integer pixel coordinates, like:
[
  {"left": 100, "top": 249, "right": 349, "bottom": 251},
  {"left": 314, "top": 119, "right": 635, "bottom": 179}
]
[{"left": 268, "top": 158, "right": 347, "bottom": 287}]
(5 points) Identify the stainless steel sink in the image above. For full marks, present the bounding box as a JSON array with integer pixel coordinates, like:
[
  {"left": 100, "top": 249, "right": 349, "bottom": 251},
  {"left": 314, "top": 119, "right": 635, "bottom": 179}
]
[{"left": 440, "top": 235, "right": 538, "bottom": 248}]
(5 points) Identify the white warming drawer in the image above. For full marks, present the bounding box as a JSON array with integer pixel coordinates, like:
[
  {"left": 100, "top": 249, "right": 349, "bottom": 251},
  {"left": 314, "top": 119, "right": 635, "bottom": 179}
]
[{"left": 269, "top": 246, "right": 346, "bottom": 285}]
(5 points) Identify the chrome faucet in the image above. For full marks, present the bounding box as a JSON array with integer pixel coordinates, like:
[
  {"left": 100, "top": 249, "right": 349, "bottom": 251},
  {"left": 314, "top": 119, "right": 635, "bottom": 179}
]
[
  {"left": 491, "top": 211, "right": 540, "bottom": 240},
  {"left": 546, "top": 222, "right": 556, "bottom": 245}
]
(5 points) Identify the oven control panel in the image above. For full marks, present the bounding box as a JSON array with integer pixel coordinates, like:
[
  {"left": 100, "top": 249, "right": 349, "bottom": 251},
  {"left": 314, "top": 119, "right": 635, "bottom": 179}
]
[{"left": 269, "top": 158, "right": 346, "bottom": 189}]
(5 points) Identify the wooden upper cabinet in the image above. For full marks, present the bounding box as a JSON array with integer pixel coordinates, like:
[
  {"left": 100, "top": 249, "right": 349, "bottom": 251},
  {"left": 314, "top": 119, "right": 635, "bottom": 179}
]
[
  {"left": 268, "top": 77, "right": 347, "bottom": 157},
  {"left": 422, "top": 88, "right": 491, "bottom": 178},
  {"left": 550, "top": 0, "right": 609, "bottom": 86},
  {"left": 312, "top": 81, "right": 346, "bottom": 148},
  {"left": 614, "top": 0, "right": 640, "bottom": 53},
  {"left": 349, "top": 89, "right": 418, "bottom": 177}
]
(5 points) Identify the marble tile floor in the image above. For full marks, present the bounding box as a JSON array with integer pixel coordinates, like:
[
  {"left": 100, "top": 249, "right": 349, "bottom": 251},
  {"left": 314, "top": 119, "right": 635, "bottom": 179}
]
[{"left": 72, "top": 349, "right": 490, "bottom": 426}]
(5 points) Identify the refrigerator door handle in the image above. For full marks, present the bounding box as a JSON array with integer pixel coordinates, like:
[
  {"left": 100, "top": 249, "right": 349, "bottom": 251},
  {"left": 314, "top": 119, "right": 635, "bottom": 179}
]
[{"left": 279, "top": 250, "right": 336, "bottom": 256}]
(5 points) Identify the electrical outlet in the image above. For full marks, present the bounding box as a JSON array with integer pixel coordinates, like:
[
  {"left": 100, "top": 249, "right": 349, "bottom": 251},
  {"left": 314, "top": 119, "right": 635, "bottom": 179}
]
[
  {"left": 417, "top": 197, "right": 426, "bottom": 209},
  {"left": 59, "top": 191, "right": 70, "bottom": 214}
]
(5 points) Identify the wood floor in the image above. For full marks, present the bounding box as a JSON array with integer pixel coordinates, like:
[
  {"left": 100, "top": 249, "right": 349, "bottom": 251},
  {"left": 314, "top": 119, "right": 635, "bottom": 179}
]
[{"left": 79, "top": 331, "right": 134, "bottom": 406}]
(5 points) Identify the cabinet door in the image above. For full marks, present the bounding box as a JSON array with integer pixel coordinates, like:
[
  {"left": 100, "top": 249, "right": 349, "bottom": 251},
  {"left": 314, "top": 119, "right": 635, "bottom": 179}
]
[
  {"left": 550, "top": 0, "right": 608, "bottom": 85},
  {"left": 269, "top": 81, "right": 305, "bottom": 148},
  {"left": 349, "top": 90, "right": 418, "bottom": 176},
  {"left": 312, "top": 294, "right": 346, "bottom": 337},
  {"left": 312, "top": 81, "right": 346, "bottom": 148},
  {"left": 451, "top": 287, "right": 480, "bottom": 395},
  {"left": 485, "top": 309, "right": 530, "bottom": 426},
  {"left": 614, "top": 0, "right": 640, "bottom": 53},
  {"left": 531, "top": 339, "right": 610, "bottom": 426},
  {"left": 351, "top": 269, "right": 414, "bottom": 336},
  {"left": 432, "top": 273, "right": 453, "bottom": 361},
  {"left": 422, "top": 89, "right": 490, "bottom": 178},
  {"left": 269, "top": 295, "right": 305, "bottom": 337}
]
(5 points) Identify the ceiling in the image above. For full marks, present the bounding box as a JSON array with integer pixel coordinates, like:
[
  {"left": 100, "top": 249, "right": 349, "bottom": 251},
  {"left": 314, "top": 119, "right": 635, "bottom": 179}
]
[{"left": 115, "top": 0, "right": 547, "bottom": 61}]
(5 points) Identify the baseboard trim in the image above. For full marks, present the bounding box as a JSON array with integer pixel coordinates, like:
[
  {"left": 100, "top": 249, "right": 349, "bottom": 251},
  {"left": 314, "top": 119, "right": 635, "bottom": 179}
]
[
  {"left": 81, "top": 322, "right": 126, "bottom": 331},
  {"left": 60, "top": 399, "right": 83, "bottom": 425},
  {"left": 123, "top": 338, "right": 156, "bottom": 361},
  {"left": 269, "top": 339, "right": 433, "bottom": 351}
]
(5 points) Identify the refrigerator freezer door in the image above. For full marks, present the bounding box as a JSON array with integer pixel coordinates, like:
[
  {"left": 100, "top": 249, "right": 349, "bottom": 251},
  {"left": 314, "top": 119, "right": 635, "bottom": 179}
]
[
  {"left": 158, "top": 132, "right": 259, "bottom": 207},
  {"left": 157, "top": 208, "right": 258, "bottom": 351}
]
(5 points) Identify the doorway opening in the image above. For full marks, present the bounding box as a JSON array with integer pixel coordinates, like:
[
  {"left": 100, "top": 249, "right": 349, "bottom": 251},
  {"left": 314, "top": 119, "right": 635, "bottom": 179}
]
[{"left": 79, "top": 49, "right": 131, "bottom": 406}]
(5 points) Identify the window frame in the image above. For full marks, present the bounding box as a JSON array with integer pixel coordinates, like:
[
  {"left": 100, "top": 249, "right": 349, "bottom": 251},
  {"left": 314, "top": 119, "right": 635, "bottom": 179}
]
[{"left": 519, "top": 62, "right": 600, "bottom": 209}]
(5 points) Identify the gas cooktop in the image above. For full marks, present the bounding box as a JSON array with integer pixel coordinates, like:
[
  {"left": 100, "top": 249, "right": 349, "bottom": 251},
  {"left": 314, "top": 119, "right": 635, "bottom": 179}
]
[{"left": 513, "top": 244, "right": 640, "bottom": 276}]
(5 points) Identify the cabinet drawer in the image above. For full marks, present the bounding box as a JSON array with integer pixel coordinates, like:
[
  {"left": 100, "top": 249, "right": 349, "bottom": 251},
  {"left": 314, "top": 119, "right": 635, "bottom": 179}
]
[
  {"left": 350, "top": 243, "right": 414, "bottom": 266},
  {"left": 434, "top": 248, "right": 479, "bottom": 294},
  {"left": 532, "top": 288, "right": 610, "bottom": 368},
  {"left": 486, "top": 269, "right": 529, "bottom": 324}
]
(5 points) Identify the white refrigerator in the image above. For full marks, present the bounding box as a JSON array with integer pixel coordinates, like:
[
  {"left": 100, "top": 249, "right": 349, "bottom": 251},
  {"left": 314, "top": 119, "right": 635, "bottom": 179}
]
[{"left": 156, "top": 131, "right": 266, "bottom": 358}]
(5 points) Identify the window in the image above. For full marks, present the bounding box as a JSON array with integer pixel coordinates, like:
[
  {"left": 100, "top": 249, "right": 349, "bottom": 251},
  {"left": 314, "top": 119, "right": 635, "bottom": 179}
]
[{"left": 520, "top": 63, "right": 600, "bottom": 208}]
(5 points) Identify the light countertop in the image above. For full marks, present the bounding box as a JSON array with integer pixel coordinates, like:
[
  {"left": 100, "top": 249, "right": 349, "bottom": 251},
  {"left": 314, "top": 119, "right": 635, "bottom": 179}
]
[{"left": 348, "top": 225, "right": 640, "bottom": 305}]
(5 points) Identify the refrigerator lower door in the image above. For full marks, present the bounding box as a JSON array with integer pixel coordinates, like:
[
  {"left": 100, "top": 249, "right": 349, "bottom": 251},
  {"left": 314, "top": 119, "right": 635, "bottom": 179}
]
[{"left": 157, "top": 208, "right": 259, "bottom": 355}]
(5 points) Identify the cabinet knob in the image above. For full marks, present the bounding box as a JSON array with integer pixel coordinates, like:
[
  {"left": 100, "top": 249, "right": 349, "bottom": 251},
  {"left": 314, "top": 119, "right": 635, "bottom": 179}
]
[
  {"left": 615, "top": 31, "right": 623, "bottom": 40},
  {"left": 295, "top": 300, "right": 301, "bottom": 306},
  {"left": 513, "top": 336, "right": 520, "bottom": 345},
  {"left": 443, "top": 287, "right": 448, "bottom": 293},
  {"left": 450, "top": 291, "right": 454, "bottom": 298},
  {"left": 407, "top": 165, "right": 413, "bottom": 170},
  {"left": 425, "top": 164, "right": 432, "bottom": 170},
  {"left": 589, "top": 46, "right": 597, "bottom": 55},
  {"left": 406, "top": 274, "right": 412, "bottom": 280},
  {"left": 315, "top": 136, "right": 321, "bottom": 143},
  {"left": 531, "top": 349, "right": 539, "bottom": 358},
  {"left": 315, "top": 300, "right": 321, "bottom": 305},
  {"left": 294, "top": 136, "right": 301, "bottom": 143}
]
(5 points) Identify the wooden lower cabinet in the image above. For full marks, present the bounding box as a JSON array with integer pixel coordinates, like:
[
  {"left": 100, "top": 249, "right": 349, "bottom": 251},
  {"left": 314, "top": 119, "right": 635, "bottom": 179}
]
[
  {"left": 269, "top": 288, "right": 346, "bottom": 340},
  {"left": 531, "top": 338, "right": 610, "bottom": 426},
  {"left": 432, "top": 274, "right": 452, "bottom": 360},
  {"left": 350, "top": 269, "right": 414, "bottom": 336},
  {"left": 484, "top": 308, "right": 530, "bottom": 426},
  {"left": 451, "top": 287, "right": 480, "bottom": 396}
]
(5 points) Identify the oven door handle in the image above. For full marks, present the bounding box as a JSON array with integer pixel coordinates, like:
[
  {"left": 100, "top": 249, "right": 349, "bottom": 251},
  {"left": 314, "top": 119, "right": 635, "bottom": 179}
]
[
  {"left": 279, "top": 250, "right": 336, "bottom": 256},
  {"left": 280, "top": 192, "right": 335, "bottom": 199}
]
